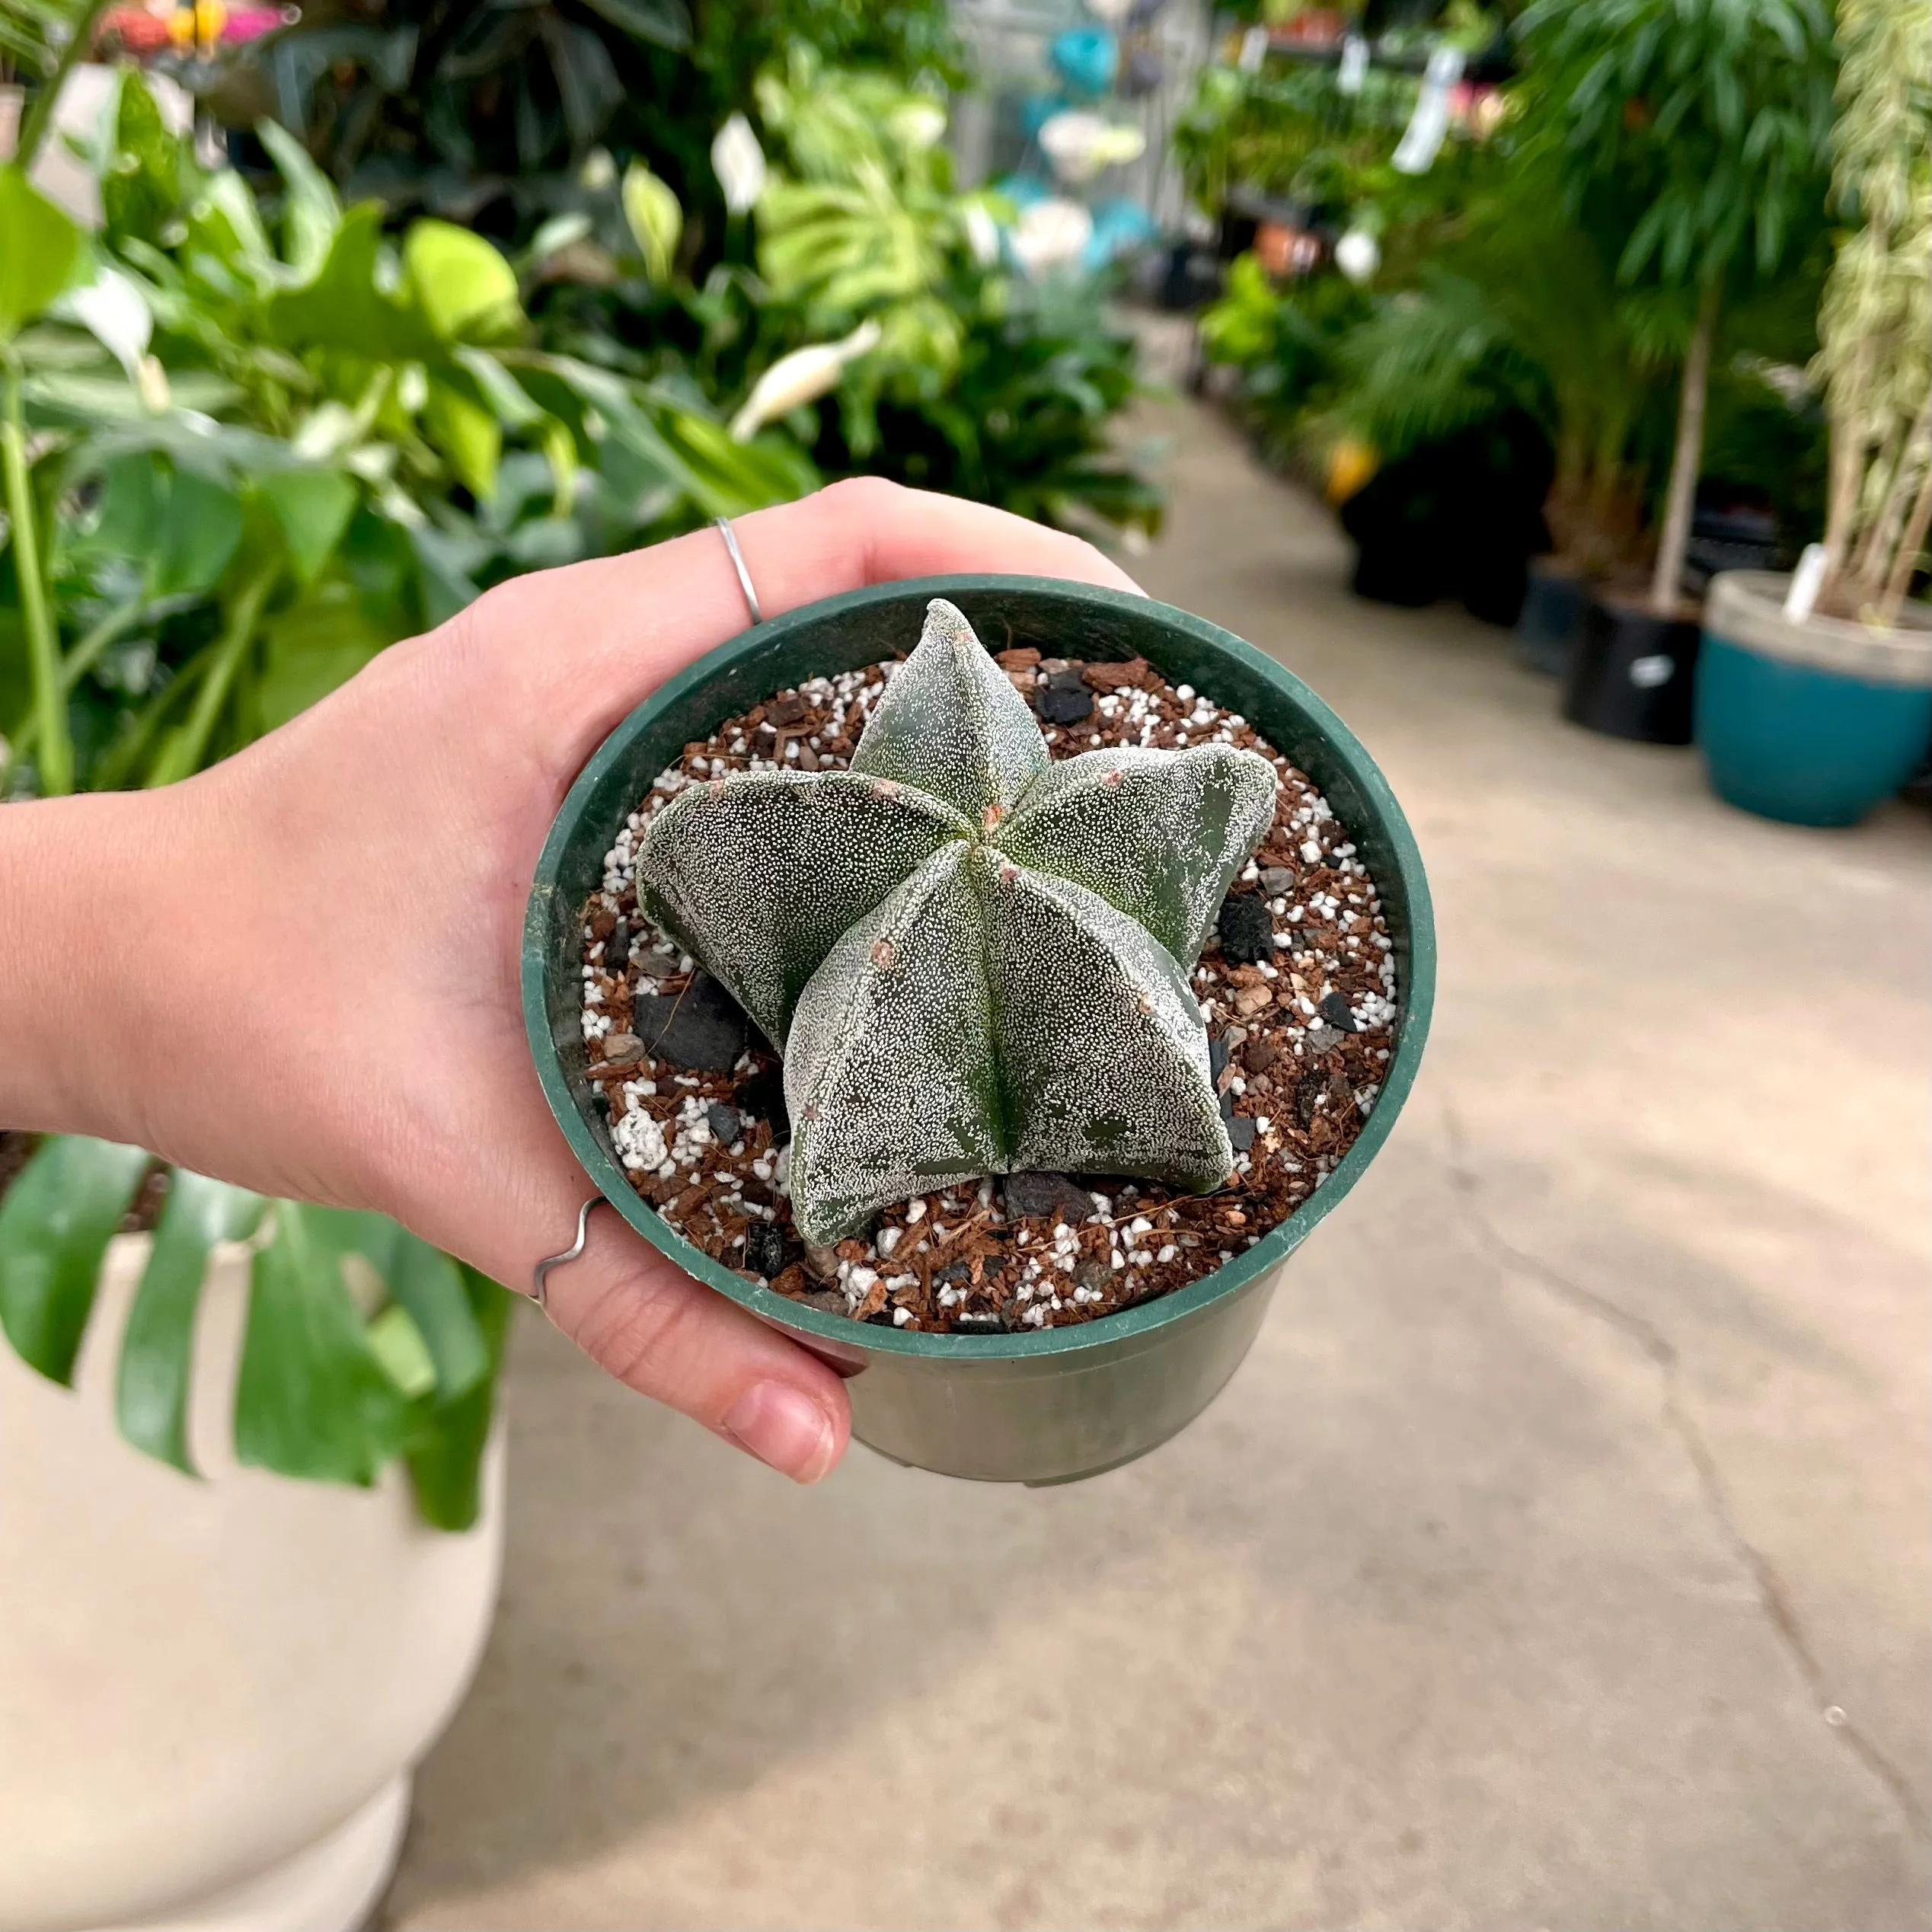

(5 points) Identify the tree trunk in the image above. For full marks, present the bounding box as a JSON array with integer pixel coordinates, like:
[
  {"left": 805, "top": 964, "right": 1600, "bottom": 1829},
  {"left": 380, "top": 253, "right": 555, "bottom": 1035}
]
[
  {"left": 1876, "top": 457, "right": 1932, "bottom": 630},
  {"left": 1649, "top": 285, "right": 1720, "bottom": 617}
]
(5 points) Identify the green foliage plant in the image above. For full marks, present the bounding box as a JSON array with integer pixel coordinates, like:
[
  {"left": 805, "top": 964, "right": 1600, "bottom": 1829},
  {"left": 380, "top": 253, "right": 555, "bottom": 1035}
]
[
  {"left": 0, "top": 73, "right": 801, "bottom": 1523},
  {"left": 1519, "top": 0, "right": 1838, "bottom": 613},
  {"left": 1812, "top": 0, "right": 1931, "bottom": 625},
  {"left": 634, "top": 599, "right": 1277, "bottom": 1245}
]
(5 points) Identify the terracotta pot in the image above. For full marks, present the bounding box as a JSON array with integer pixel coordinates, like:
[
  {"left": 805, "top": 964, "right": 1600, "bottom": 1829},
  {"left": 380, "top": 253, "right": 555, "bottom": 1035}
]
[{"left": 0, "top": 1237, "right": 504, "bottom": 1932}]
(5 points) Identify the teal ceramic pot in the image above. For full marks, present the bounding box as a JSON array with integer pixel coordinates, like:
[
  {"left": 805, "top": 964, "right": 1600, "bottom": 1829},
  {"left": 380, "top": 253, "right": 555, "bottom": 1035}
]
[
  {"left": 524, "top": 576, "right": 1435, "bottom": 1484},
  {"left": 1697, "top": 572, "right": 1932, "bottom": 828}
]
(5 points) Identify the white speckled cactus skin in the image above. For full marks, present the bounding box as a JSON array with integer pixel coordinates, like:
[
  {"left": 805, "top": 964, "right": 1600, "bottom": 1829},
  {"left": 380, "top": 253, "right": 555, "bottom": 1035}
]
[{"left": 635, "top": 599, "right": 1279, "bottom": 1245}]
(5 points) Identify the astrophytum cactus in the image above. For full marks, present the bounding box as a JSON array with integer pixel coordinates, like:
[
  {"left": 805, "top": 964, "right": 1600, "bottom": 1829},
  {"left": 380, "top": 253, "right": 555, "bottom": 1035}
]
[{"left": 635, "top": 599, "right": 1279, "bottom": 1246}]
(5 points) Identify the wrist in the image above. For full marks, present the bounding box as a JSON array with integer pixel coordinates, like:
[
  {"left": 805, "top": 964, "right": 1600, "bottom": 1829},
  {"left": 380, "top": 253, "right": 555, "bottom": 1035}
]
[{"left": 0, "top": 788, "right": 189, "bottom": 1146}]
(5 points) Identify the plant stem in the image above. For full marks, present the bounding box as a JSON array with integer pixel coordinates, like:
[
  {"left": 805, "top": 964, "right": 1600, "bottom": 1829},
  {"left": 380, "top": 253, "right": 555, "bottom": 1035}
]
[
  {"left": 11, "top": 0, "right": 110, "bottom": 174},
  {"left": 1649, "top": 284, "right": 1720, "bottom": 618},
  {"left": 1876, "top": 456, "right": 1932, "bottom": 631},
  {"left": 11, "top": 592, "right": 147, "bottom": 757},
  {"left": 144, "top": 564, "right": 276, "bottom": 787},
  {"left": 2, "top": 358, "right": 71, "bottom": 794}
]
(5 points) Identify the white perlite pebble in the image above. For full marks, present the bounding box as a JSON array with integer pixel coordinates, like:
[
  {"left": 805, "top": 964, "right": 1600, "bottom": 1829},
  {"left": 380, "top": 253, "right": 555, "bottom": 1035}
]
[{"left": 613, "top": 1109, "right": 668, "bottom": 1171}]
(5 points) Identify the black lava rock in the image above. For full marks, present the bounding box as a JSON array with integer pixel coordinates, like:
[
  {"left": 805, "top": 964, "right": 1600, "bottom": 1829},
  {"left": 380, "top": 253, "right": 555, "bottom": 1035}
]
[
  {"left": 633, "top": 971, "right": 748, "bottom": 1071},
  {"left": 1317, "top": 991, "right": 1359, "bottom": 1033},
  {"left": 1295, "top": 1071, "right": 1327, "bottom": 1129},
  {"left": 743, "top": 1220, "right": 787, "bottom": 1278},
  {"left": 934, "top": 1261, "right": 972, "bottom": 1289},
  {"left": 706, "top": 1103, "right": 744, "bottom": 1147},
  {"left": 735, "top": 1066, "right": 790, "bottom": 1145},
  {"left": 952, "top": 1311, "right": 1005, "bottom": 1333},
  {"left": 1034, "top": 666, "right": 1094, "bottom": 725},
  {"left": 1002, "top": 1171, "right": 1094, "bottom": 1223},
  {"left": 1217, "top": 893, "right": 1275, "bottom": 963},
  {"left": 1209, "top": 1033, "right": 1231, "bottom": 1081},
  {"left": 1226, "top": 1115, "right": 1257, "bottom": 1154},
  {"left": 605, "top": 918, "right": 629, "bottom": 972}
]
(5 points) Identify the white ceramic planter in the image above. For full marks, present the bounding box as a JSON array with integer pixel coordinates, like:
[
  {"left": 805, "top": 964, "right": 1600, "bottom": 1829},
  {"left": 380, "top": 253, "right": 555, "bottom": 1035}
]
[{"left": 0, "top": 1235, "right": 506, "bottom": 1932}]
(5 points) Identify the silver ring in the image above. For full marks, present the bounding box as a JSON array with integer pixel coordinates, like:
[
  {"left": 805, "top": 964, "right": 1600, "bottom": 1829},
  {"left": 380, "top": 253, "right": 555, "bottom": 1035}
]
[
  {"left": 532, "top": 1196, "right": 608, "bottom": 1309},
  {"left": 714, "top": 516, "right": 763, "bottom": 626}
]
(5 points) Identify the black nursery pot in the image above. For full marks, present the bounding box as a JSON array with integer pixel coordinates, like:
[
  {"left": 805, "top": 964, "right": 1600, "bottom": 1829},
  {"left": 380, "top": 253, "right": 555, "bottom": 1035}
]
[
  {"left": 524, "top": 576, "right": 1435, "bottom": 1485},
  {"left": 1515, "top": 561, "right": 1587, "bottom": 678},
  {"left": 1563, "top": 591, "right": 1703, "bottom": 744}
]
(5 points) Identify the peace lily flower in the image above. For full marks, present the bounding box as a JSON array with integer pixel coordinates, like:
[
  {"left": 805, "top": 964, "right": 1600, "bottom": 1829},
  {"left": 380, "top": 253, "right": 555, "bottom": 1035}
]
[
  {"left": 1334, "top": 228, "right": 1381, "bottom": 284},
  {"left": 889, "top": 99, "right": 948, "bottom": 152},
  {"left": 960, "top": 200, "right": 1002, "bottom": 269},
  {"left": 712, "top": 113, "right": 767, "bottom": 216},
  {"left": 61, "top": 267, "right": 169, "bottom": 409},
  {"left": 727, "top": 319, "right": 882, "bottom": 442}
]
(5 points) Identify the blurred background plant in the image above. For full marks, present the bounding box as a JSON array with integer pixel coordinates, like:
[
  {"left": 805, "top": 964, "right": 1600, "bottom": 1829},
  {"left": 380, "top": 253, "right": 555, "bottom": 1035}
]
[{"left": 1811, "top": 0, "right": 1931, "bottom": 626}]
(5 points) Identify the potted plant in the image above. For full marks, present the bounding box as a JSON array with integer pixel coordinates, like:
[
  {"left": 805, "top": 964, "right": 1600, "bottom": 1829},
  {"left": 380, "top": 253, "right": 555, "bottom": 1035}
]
[
  {"left": 1520, "top": 0, "right": 1838, "bottom": 742},
  {"left": 525, "top": 576, "right": 1434, "bottom": 1485},
  {"left": 1696, "top": 0, "right": 1932, "bottom": 826},
  {"left": 0, "top": 69, "right": 799, "bottom": 1930}
]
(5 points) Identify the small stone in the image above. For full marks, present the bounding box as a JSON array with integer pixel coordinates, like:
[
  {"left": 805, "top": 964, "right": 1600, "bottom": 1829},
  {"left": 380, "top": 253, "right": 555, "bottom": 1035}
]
[
  {"left": 1317, "top": 991, "right": 1359, "bottom": 1033},
  {"left": 1241, "top": 1036, "right": 1280, "bottom": 1072},
  {"left": 640, "top": 944, "right": 681, "bottom": 977},
  {"left": 803, "top": 1244, "right": 841, "bottom": 1282},
  {"left": 600, "top": 1032, "right": 643, "bottom": 1062},
  {"left": 707, "top": 1103, "right": 744, "bottom": 1146},
  {"left": 1002, "top": 1172, "right": 1095, "bottom": 1223},
  {"left": 952, "top": 1311, "right": 1004, "bottom": 1333},
  {"left": 1226, "top": 1115, "right": 1257, "bottom": 1154},
  {"left": 1209, "top": 1034, "right": 1231, "bottom": 1081},
  {"left": 934, "top": 1262, "right": 972, "bottom": 1289},
  {"left": 743, "top": 1220, "right": 787, "bottom": 1277},
  {"left": 606, "top": 919, "right": 630, "bottom": 970},
  {"left": 797, "top": 1289, "right": 848, "bottom": 1315},
  {"left": 633, "top": 971, "right": 748, "bottom": 1071},
  {"left": 1035, "top": 680, "right": 1094, "bottom": 725},
  {"left": 1217, "top": 893, "right": 1275, "bottom": 964},
  {"left": 796, "top": 743, "right": 821, "bottom": 771},
  {"left": 767, "top": 692, "right": 808, "bottom": 726},
  {"left": 1234, "top": 986, "right": 1271, "bottom": 1016},
  {"left": 1304, "top": 1021, "right": 1347, "bottom": 1058},
  {"left": 1295, "top": 1071, "right": 1327, "bottom": 1129},
  {"left": 1260, "top": 866, "right": 1298, "bottom": 897}
]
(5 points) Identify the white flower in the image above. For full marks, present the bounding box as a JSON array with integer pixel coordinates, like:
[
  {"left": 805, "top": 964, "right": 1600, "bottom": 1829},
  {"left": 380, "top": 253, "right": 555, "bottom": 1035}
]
[
  {"left": 1008, "top": 198, "right": 1093, "bottom": 276},
  {"left": 889, "top": 100, "right": 947, "bottom": 152},
  {"left": 712, "top": 113, "right": 767, "bottom": 216},
  {"left": 1039, "top": 110, "right": 1145, "bottom": 186},
  {"left": 1335, "top": 229, "right": 1381, "bottom": 284},
  {"left": 728, "top": 319, "right": 881, "bottom": 441},
  {"left": 62, "top": 267, "right": 153, "bottom": 388},
  {"left": 961, "top": 200, "right": 1001, "bottom": 268}
]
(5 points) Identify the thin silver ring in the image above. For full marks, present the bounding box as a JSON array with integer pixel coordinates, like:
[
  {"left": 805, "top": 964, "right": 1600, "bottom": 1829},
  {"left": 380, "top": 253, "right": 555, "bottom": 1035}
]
[
  {"left": 714, "top": 516, "right": 763, "bottom": 626},
  {"left": 532, "top": 1196, "right": 608, "bottom": 1309}
]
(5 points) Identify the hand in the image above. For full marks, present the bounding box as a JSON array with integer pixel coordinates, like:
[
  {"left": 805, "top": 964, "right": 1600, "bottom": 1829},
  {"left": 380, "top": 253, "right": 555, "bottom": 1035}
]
[{"left": 2, "top": 481, "right": 1140, "bottom": 1481}]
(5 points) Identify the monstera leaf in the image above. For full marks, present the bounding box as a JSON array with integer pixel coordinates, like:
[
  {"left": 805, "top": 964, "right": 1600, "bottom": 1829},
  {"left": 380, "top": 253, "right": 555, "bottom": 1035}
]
[{"left": 636, "top": 599, "right": 1278, "bottom": 1244}]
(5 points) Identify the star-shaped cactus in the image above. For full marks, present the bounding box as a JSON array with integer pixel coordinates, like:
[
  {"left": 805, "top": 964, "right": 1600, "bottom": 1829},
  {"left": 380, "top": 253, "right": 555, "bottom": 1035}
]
[{"left": 635, "top": 599, "right": 1279, "bottom": 1246}]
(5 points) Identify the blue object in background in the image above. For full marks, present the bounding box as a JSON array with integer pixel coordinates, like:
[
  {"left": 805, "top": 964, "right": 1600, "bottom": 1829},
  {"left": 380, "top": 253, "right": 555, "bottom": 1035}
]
[
  {"left": 1696, "top": 635, "right": 1932, "bottom": 827},
  {"left": 1019, "top": 93, "right": 1063, "bottom": 140},
  {"left": 1084, "top": 196, "right": 1158, "bottom": 269},
  {"left": 993, "top": 171, "right": 1052, "bottom": 209},
  {"left": 1051, "top": 26, "right": 1119, "bottom": 98}
]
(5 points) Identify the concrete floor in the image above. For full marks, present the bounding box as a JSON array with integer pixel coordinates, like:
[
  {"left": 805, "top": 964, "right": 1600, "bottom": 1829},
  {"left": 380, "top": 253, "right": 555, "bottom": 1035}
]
[{"left": 384, "top": 400, "right": 1930, "bottom": 1931}]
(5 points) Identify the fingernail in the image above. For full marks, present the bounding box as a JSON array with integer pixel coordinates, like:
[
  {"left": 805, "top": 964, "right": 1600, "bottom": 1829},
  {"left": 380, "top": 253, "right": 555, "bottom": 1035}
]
[{"left": 723, "top": 1381, "right": 836, "bottom": 1483}]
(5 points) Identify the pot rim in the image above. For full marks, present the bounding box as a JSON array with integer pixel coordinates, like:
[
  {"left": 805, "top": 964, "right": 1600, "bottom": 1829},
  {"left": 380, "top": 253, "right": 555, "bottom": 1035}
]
[
  {"left": 1705, "top": 570, "right": 1932, "bottom": 685},
  {"left": 522, "top": 573, "right": 1435, "bottom": 1361}
]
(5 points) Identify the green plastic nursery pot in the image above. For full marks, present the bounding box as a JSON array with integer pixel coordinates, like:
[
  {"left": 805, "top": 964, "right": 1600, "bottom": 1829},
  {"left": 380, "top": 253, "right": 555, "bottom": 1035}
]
[{"left": 525, "top": 576, "right": 1435, "bottom": 1484}]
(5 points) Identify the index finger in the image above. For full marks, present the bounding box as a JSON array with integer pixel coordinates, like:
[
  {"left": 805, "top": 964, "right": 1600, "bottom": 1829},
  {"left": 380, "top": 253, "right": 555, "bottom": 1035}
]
[{"left": 459, "top": 478, "right": 1145, "bottom": 771}]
